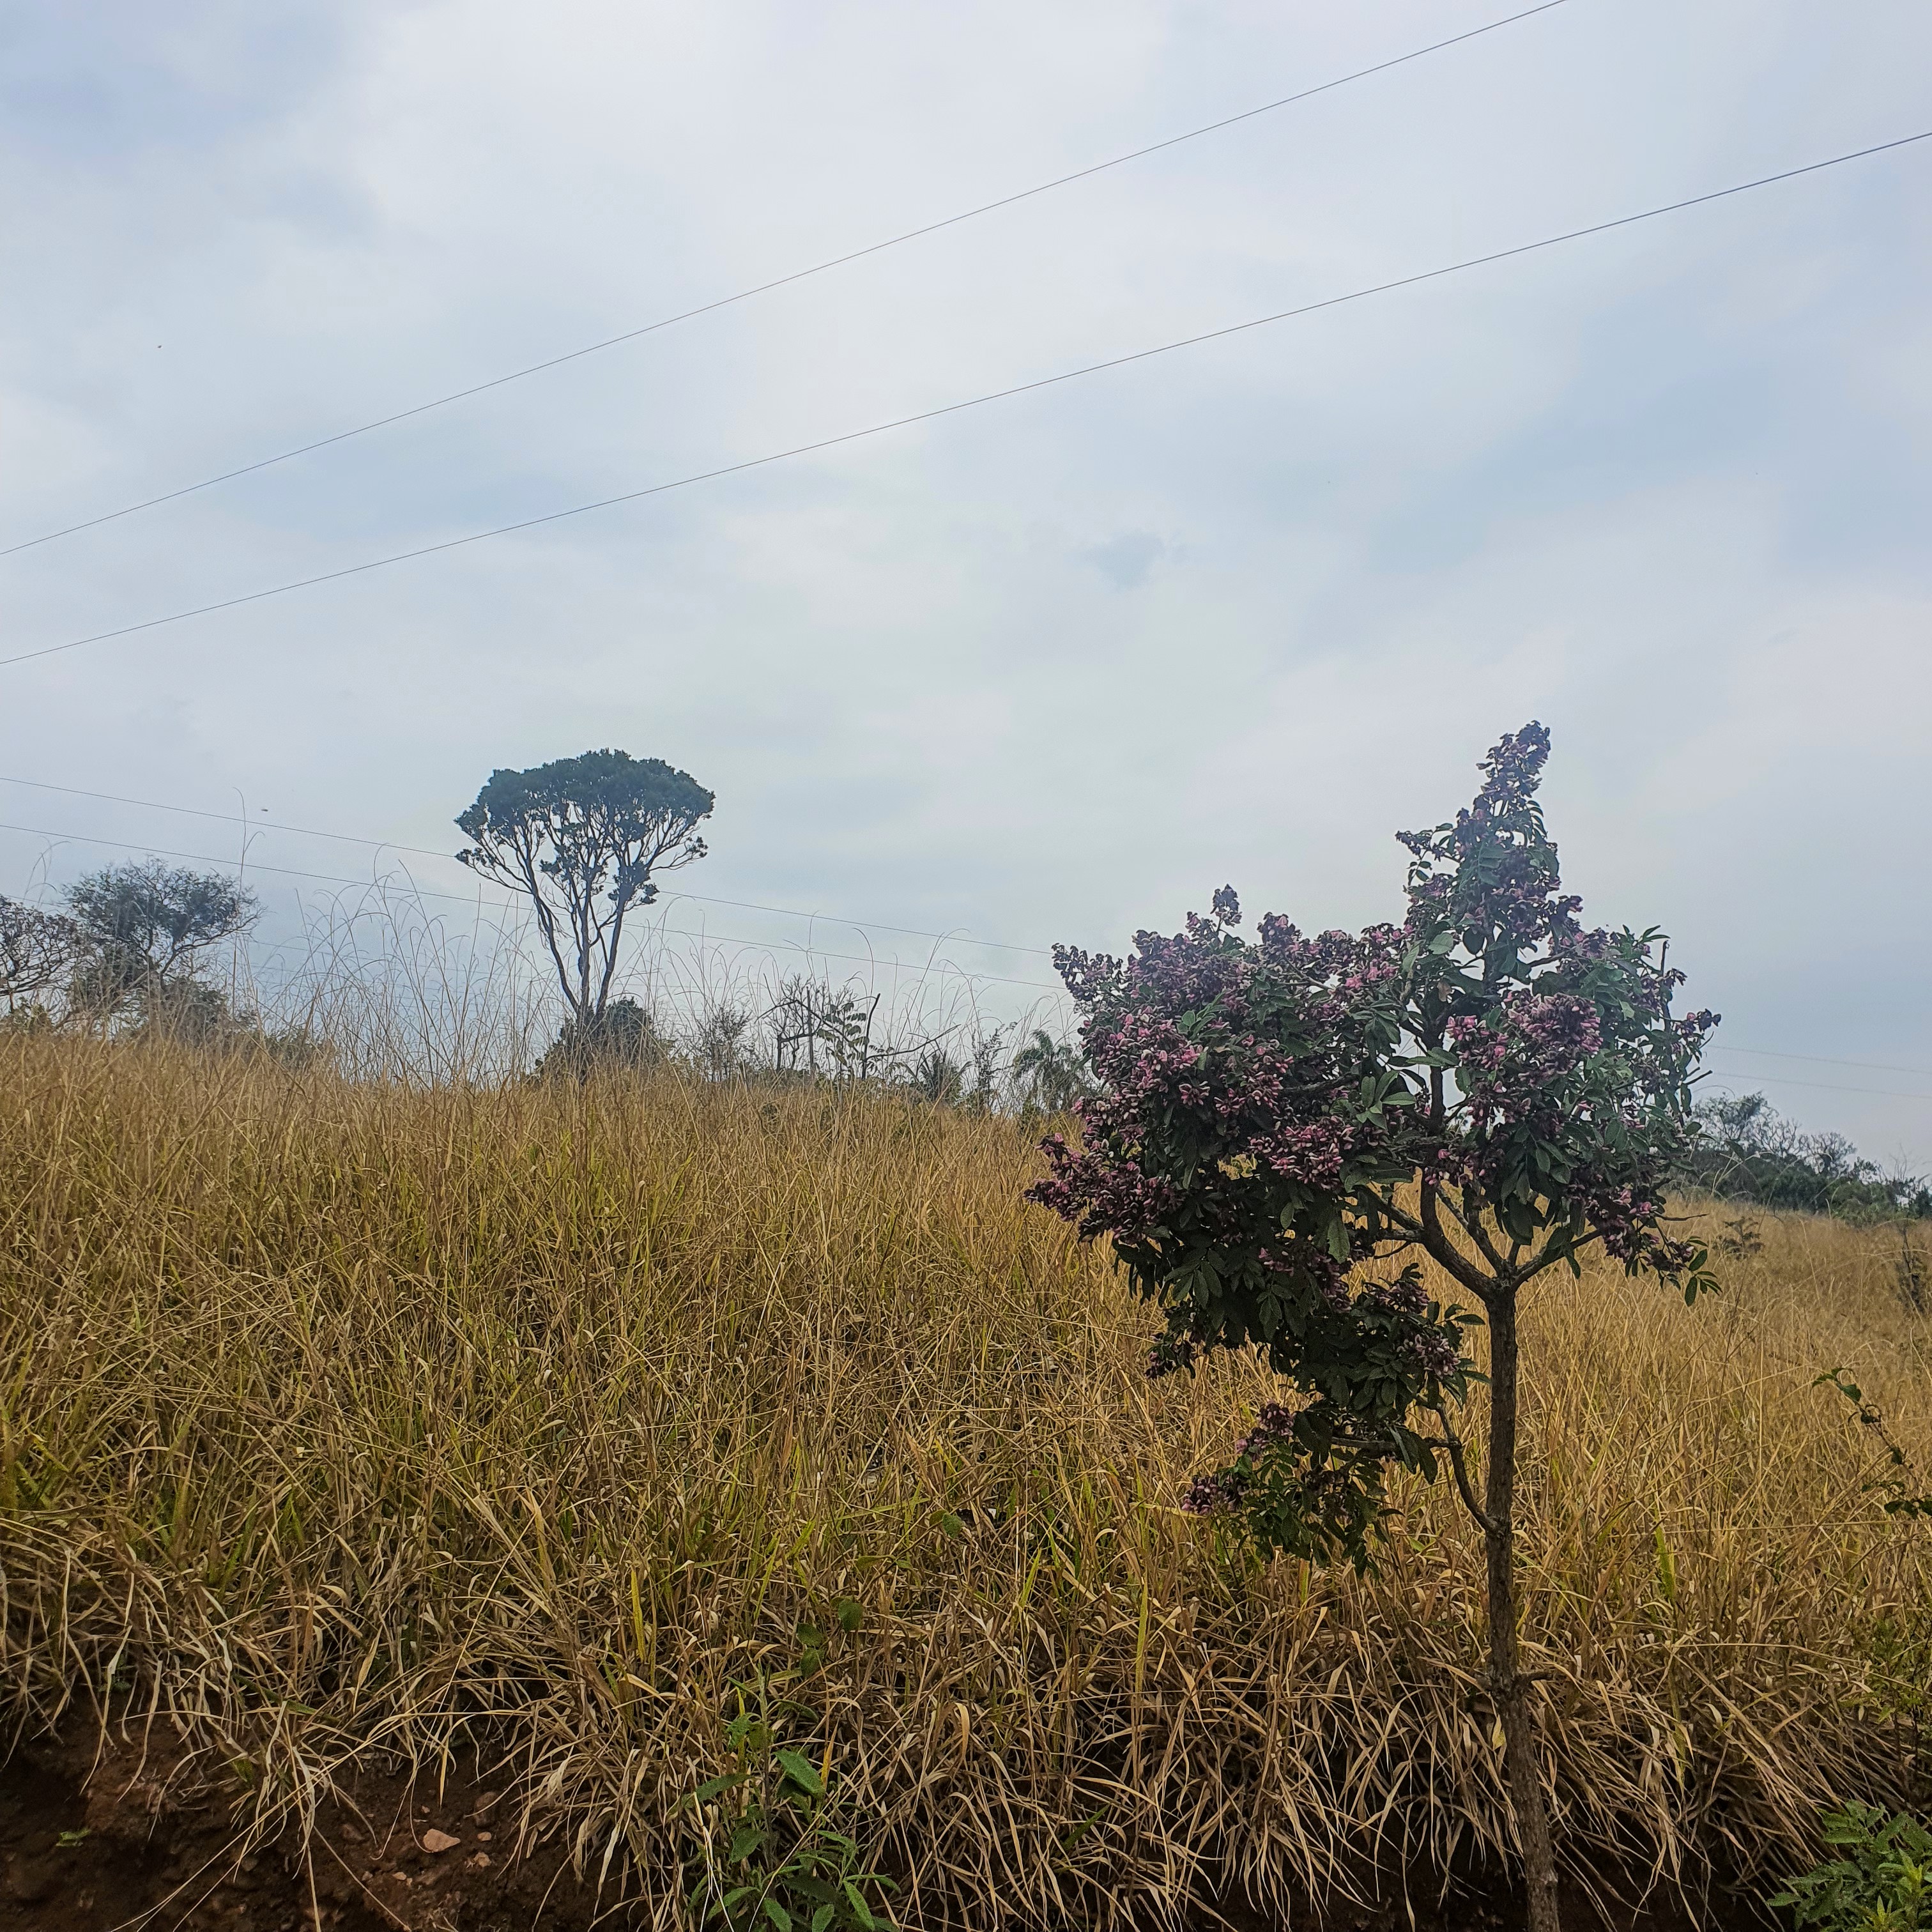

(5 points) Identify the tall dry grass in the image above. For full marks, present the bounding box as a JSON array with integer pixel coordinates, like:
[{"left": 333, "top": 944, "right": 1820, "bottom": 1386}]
[{"left": 1, "top": 1034, "right": 1927, "bottom": 1927}]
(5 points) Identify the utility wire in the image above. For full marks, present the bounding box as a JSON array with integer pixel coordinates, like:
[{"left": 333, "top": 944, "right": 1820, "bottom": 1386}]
[
  {"left": 1705, "top": 1043, "right": 1932, "bottom": 1082},
  {"left": 0, "top": 818, "right": 1070, "bottom": 993},
  {"left": 6, "top": 776, "right": 1932, "bottom": 1085},
  {"left": 1704, "top": 1074, "right": 1932, "bottom": 1105},
  {"left": 7, "top": 126, "right": 1928, "bottom": 675},
  {"left": 0, "top": 2, "right": 1572, "bottom": 559},
  {"left": 0, "top": 773, "right": 1055, "bottom": 958}
]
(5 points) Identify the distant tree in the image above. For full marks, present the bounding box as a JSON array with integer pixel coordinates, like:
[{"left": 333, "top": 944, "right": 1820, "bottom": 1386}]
[
  {"left": 456, "top": 749, "right": 714, "bottom": 1050},
  {"left": 965, "top": 1022, "right": 1012, "bottom": 1114},
  {"left": 1027, "top": 726, "right": 1716, "bottom": 1932},
  {"left": 136, "top": 977, "right": 245, "bottom": 1047},
  {"left": 695, "top": 1000, "right": 756, "bottom": 1080},
  {"left": 0, "top": 896, "right": 80, "bottom": 1020},
  {"left": 1687, "top": 1091, "right": 1929, "bottom": 1222},
  {"left": 1011, "top": 1029, "right": 1092, "bottom": 1114},
  {"left": 64, "top": 861, "right": 258, "bottom": 1021}
]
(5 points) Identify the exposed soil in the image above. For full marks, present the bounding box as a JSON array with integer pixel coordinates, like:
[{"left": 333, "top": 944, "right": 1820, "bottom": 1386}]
[
  {"left": 0, "top": 1734, "right": 602, "bottom": 1932},
  {"left": 0, "top": 1733, "right": 1772, "bottom": 1932}
]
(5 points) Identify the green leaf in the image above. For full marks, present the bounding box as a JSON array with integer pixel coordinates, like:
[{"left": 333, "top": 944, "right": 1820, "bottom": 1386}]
[
  {"left": 775, "top": 1747, "right": 825, "bottom": 1797},
  {"left": 763, "top": 1901, "right": 793, "bottom": 1931},
  {"left": 836, "top": 1597, "right": 864, "bottom": 1633},
  {"left": 811, "top": 1910, "right": 835, "bottom": 1932}
]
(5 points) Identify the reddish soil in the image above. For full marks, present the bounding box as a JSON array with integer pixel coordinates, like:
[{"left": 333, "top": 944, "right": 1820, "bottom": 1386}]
[{"left": 0, "top": 1733, "right": 1770, "bottom": 1932}]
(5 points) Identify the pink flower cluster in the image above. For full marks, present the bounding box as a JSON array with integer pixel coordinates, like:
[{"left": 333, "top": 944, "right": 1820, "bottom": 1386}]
[
  {"left": 1448, "top": 990, "right": 1603, "bottom": 1135},
  {"left": 1179, "top": 1400, "right": 1303, "bottom": 1514}
]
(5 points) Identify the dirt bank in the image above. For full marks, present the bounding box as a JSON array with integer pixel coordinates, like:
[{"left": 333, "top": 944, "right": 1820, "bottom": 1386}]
[{"left": 0, "top": 1733, "right": 1770, "bottom": 1932}]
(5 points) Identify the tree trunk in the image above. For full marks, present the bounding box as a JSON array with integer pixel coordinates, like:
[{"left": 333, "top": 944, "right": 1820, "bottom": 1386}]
[{"left": 1483, "top": 1290, "right": 1561, "bottom": 1932}]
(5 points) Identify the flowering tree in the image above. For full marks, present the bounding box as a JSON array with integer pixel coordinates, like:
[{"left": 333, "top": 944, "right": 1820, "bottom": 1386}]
[{"left": 1027, "top": 725, "right": 1715, "bottom": 1932}]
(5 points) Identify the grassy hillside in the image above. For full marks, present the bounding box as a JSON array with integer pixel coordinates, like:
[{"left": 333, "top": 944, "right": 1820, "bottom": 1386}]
[{"left": 1, "top": 1036, "right": 1927, "bottom": 1927}]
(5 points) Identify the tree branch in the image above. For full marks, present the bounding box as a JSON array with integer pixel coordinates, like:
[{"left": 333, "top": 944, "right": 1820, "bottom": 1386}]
[
  {"left": 1355, "top": 1184, "right": 1424, "bottom": 1238},
  {"left": 1521, "top": 1222, "right": 1602, "bottom": 1282},
  {"left": 1445, "top": 1181, "right": 1515, "bottom": 1280},
  {"left": 1428, "top": 1400, "right": 1496, "bottom": 1534},
  {"left": 1419, "top": 1179, "right": 1497, "bottom": 1300}
]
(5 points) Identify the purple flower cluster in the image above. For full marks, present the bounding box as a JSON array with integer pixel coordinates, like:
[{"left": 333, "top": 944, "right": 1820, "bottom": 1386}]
[
  {"left": 1448, "top": 990, "right": 1603, "bottom": 1135},
  {"left": 1179, "top": 1401, "right": 1302, "bottom": 1514},
  {"left": 1353, "top": 1272, "right": 1464, "bottom": 1379},
  {"left": 1235, "top": 1399, "right": 1302, "bottom": 1459},
  {"left": 1178, "top": 1468, "right": 1246, "bottom": 1515},
  {"left": 1354, "top": 1273, "right": 1426, "bottom": 1318},
  {"left": 1028, "top": 1130, "right": 1180, "bottom": 1245},
  {"left": 1252, "top": 1119, "right": 1355, "bottom": 1189},
  {"left": 1145, "top": 1331, "right": 1202, "bottom": 1380}
]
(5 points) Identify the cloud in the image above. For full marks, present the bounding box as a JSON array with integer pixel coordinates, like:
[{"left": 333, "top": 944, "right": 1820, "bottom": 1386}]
[{"left": 1084, "top": 529, "right": 1169, "bottom": 590}]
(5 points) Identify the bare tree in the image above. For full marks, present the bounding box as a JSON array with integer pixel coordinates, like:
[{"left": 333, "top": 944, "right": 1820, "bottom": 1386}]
[{"left": 0, "top": 896, "right": 80, "bottom": 1019}]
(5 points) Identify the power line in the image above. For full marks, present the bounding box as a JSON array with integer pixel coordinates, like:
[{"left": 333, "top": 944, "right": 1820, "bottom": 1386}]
[
  {"left": 1705, "top": 1043, "right": 1932, "bottom": 1083},
  {"left": 8, "top": 126, "right": 1927, "bottom": 675},
  {"left": 0, "top": 817, "right": 519, "bottom": 910},
  {"left": 5, "top": 772, "right": 1932, "bottom": 1084},
  {"left": 0, "top": 772, "right": 1055, "bottom": 958},
  {"left": 1704, "top": 1074, "right": 1932, "bottom": 1105},
  {"left": 0, "top": 3, "right": 1572, "bottom": 560},
  {"left": 0, "top": 818, "right": 1071, "bottom": 994}
]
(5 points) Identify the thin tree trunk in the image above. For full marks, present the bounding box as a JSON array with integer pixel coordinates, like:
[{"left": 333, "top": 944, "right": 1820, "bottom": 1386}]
[{"left": 1484, "top": 1290, "right": 1561, "bottom": 1932}]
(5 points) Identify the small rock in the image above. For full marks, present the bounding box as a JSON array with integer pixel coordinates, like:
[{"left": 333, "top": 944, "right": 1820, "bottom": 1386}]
[
  {"left": 466, "top": 1853, "right": 492, "bottom": 1870},
  {"left": 421, "top": 1828, "right": 461, "bottom": 1855},
  {"left": 475, "top": 1831, "right": 491, "bottom": 1843}
]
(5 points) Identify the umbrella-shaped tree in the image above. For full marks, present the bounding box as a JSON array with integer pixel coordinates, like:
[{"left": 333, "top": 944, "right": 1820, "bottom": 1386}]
[{"left": 457, "top": 749, "right": 714, "bottom": 1048}]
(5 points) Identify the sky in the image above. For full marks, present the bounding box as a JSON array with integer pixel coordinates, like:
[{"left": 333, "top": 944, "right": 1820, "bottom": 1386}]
[{"left": 3, "top": 0, "right": 1930, "bottom": 1162}]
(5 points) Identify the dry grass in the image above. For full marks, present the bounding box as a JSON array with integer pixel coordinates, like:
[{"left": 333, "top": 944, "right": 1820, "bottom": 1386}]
[{"left": 1, "top": 1034, "right": 1928, "bottom": 1927}]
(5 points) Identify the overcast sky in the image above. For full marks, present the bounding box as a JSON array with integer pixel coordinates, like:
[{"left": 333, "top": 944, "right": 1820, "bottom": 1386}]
[{"left": 3, "top": 0, "right": 1930, "bottom": 1159}]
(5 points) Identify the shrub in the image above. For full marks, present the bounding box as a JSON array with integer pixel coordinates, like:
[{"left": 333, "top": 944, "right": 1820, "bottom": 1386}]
[
  {"left": 533, "top": 993, "right": 663, "bottom": 1079},
  {"left": 1768, "top": 1804, "right": 1932, "bottom": 1931},
  {"left": 1688, "top": 1091, "right": 1930, "bottom": 1222}
]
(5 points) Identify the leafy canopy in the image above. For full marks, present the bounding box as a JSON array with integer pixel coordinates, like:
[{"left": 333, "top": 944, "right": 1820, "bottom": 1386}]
[
  {"left": 1029, "top": 724, "right": 1717, "bottom": 1567},
  {"left": 64, "top": 861, "right": 258, "bottom": 1007}
]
